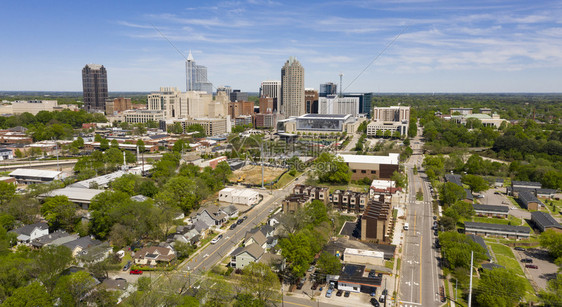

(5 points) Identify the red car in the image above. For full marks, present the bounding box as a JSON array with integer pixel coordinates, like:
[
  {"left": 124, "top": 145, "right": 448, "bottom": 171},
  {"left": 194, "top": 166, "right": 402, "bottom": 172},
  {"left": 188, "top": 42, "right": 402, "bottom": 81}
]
[
  {"left": 525, "top": 264, "right": 538, "bottom": 269},
  {"left": 130, "top": 269, "right": 143, "bottom": 275}
]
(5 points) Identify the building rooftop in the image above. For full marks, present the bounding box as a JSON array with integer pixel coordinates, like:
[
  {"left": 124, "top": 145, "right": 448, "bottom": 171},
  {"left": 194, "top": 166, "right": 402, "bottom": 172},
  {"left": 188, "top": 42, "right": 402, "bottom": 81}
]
[
  {"left": 41, "top": 187, "right": 105, "bottom": 204},
  {"left": 344, "top": 248, "right": 384, "bottom": 258},
  {"left": 9, "top": 168, "right": 62, "bottom": 179},
  {"left": 519, "top": 190, "right": 542, "bottom": 205},
  {"left": 467, "top": 234, "right": 491, "bottom": 260},
  {"left": 338, "top": 153, "right": 400, "bottom": 165},
  {"left": 445, "top": 174, "right": 463, "bottom": 187},
  {"left": 464, "top": 222, "right": 531, "bottom": 234},
  {"left": 11, "top": 222, "right": 48, "bottom": 236},
  {"left": 531, "top": 211, "right": 562, "bottom": 229},
  {"left": 473, "top": 204, "right": 509, "bottom": 213},
  {"left": 512, "top": 181, "right": 542, "bottom": 188},
  {"left": 299, "top": 114, "right": 350, "bottom": 119}
]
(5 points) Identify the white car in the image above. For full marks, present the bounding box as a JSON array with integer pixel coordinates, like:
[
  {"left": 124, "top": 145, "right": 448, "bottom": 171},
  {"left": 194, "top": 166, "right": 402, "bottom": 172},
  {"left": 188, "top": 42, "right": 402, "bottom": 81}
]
[{"left": 210, "top": 234, "right": 223, "bottom": 244}]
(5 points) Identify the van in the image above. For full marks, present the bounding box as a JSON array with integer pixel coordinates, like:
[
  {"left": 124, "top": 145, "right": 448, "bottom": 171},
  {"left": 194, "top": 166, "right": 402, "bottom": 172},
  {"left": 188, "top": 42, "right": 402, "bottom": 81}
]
[{"left": 404, "top": 223, "right": 409, "bottom": 230}]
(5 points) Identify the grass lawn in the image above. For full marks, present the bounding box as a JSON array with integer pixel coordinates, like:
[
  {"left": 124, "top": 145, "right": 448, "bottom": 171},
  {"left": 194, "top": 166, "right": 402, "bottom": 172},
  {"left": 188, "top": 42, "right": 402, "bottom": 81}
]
[
  {"left": 385, "top": 259, "right": 395, "bottom": 270},
  {"left": 119, "top": 252, "right": 133, "bottom": 267},
  {"left": 488, "top": 243, "right": 524, "bottom": 275},
  {"left": 273, "top": 171, "right": 299, "bottom": 189},
  {"left": 470, "top": 216, "right": 524, "bottom": 227},
  {"left": 508, "top": 196, "right": 525, "bottom": 210}
]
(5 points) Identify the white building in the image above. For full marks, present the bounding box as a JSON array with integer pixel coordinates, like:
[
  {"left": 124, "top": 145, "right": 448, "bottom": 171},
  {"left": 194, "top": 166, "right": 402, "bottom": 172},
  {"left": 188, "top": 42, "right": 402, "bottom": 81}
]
[
  {"left": 366, "top": 120, "right": 408, "bottom": 137},
  {"left": 318, "top": 95, "right": 360, "bottom": 116},
  {"left": 9, "top": 168, "right": 66, "bottom": 184},
  {"left": 0, "top": 100, "right": 58, "bottom": 115},
  {"left": 343, "top": 248, "right": 385, "bottom": 266},
  {"left": 372, "top": 106, "right": 410, "bottom": 122},
  {"left": 124, "top": 110, "right": 165, "bottom": 124},
  {"left": 0, "top": 148, "right": 13, "bottom": 160},
  {"left": 10, "top": 222, "right": 49, "bottom": 244},
  {"left": 219, "top": 188, "right": 260, "bottom": 206}
]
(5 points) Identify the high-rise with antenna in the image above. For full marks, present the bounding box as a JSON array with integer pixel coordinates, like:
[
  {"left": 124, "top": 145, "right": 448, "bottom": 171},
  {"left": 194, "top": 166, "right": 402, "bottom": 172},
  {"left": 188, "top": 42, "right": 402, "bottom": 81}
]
[{"left": 185, "top": 50, "right": 213, "bottom": 94}]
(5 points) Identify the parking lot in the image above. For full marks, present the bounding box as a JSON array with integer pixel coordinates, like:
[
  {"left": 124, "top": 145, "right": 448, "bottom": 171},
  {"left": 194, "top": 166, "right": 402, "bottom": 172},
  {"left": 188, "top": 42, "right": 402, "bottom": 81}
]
[
  {"left": 481, "top": 188, "right": 531, "bottom": 220},
  {"left": 512, "top": 247, "right": 560, "bottom": 290}
]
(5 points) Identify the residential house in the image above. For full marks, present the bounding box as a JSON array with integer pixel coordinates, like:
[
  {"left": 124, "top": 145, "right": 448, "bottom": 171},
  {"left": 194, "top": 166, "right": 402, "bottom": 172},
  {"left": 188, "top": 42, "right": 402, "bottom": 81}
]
[
  {"left": 62, "top": 236, "right": 102, "bottom": 257},
  {"left": 31, "top": 230, "right": 79, "bottom": 248},
  {"left": 531, "top": 211, "right": 562, "bottom": 233},
  {"left": 292, "top": 185, "right": 329, "bottom": 204},
  {"left": 133, "top": 246, "right": 176, "bottom": 266},
  {"left": 220, "top": 205, "right": 239, "bottom": 219},
  {"left": 10, "top": 222, "right": 49, "bottom": 244},
  {"left": 195, "top": 206, "right": 228, "bottom": 227},
  {"left": 282, "top": 194, "right": 309, "bottom": 213},
  {"left": 100, "top": 278, "right": 128, "bottom": 292},
  {"left": 230, "top": 244, "right": 265, "bottom": 269},
  {"left": 244, "top": 228, "right": 268, "bottom": 249}
]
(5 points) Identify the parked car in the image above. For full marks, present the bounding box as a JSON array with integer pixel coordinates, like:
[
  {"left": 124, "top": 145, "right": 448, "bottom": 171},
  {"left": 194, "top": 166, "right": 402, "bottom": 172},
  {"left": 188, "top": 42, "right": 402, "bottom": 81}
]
[
  {"left": 326, "top": 288, "right": 333, "bottom": 298},
  {"left": 229, "top": 223, "right": 237, "bottom": 230},
  {"left": 521, "top": 258, "right": 533, "bottom": 263},
  {"left": 308, "top": 265, "right": 315, "bottom": 272},
  {"left": 210, "top": 234, "right": 223, "bottom": 244},
  {"left": 123, "top": 261, "right": 132, "bottom": 271},
  {"left": 526, "top": 264, "right": 538, "bottom": 269},
  {"left": 368, "top": 271, "right": 377, "bottom": 278},
  {"left": 311, "top": 283, "right": 318, "bottom": 290},
  {"left": 296, "top": 280, "right": 304, "bottom": 290},
  {"left": 476, "top": 194, "right": 485, "bottom": 198},
  {"left": 336, "top": 290, "right": 343, "bottom": 297},
  {"left": 344, "top": 291, "right": 350, "bottom": 297},
  {"left": 514, "top": 247, "right": 525, "bottom": 251},
  {"left": 494, "top": 191, "right": 501, "bottom": 195},
  {"left": 236, "top": 219, "right": 244, "bottom": 225},
  {"left": 130, "top": 269, "right": 143, "bottom": 275},
  {"left": 379, "top": 295, "right": 385, "bottom": 303},
  {"left": 370, "top": 298, "right": 380, "bottom": 306}
]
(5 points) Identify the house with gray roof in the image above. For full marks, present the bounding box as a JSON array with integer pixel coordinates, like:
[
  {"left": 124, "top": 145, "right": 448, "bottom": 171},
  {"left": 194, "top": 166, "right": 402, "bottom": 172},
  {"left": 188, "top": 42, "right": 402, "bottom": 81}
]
[
  {"left": 230, "top": 244, "right": 265, "bottom": 269},
  {"left": 194, "top": 206, "right": 227, "bottom": 228},
  {"left": 244, "top": 228, "right": 267, "bottom": 249},
  {"left": 464, "top": 222, "right": 531, "bottom": 239},
  {"left": 10, "top": 222, "right": 49, "bottom": 244},
  {"left": 531, "top": 211, "right": 562, "bottom": 233},
  {"left": 31, "top": 230, "right": 79, "bottom": 248},
  {"left": 473, "top": 204, "right": 509, "bottom": 218},
  {"left": 467, "top": 234, "right": 491, "bottom": 260},
  {"left": 62, "top": 236, "right": 102, "bottom": 257}
]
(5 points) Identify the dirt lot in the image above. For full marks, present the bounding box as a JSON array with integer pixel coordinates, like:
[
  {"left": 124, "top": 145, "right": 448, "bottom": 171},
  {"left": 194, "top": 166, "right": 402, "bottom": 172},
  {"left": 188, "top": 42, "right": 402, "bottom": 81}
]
[{"left": 229, "top": 165, "right": 286, "bottom": 185}]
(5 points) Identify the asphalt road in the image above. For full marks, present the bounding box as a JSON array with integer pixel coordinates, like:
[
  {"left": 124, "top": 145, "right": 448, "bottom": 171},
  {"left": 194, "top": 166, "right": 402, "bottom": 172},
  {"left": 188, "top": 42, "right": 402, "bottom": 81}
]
[{"left": 398, "top": 131, "right": 442, "bottom": 307}]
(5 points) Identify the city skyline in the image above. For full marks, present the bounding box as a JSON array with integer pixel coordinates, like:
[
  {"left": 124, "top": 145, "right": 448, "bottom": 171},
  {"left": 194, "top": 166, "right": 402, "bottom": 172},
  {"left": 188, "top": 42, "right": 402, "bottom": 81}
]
[{"left": 2, "top": 0, "right": 562, "bottom": 93}]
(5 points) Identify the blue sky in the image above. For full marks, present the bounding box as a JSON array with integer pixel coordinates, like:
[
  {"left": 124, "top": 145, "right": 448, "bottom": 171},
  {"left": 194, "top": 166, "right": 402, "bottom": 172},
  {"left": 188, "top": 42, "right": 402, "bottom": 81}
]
[{"left": 2, "top": 0, "right": 562, "bottom": 92}]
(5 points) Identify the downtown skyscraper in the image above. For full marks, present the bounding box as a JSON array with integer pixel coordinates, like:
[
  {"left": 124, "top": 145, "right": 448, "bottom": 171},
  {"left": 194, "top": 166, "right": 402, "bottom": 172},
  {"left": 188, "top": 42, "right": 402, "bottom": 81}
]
[
  {"left": 185, "top": 50, "right": 213, "bottom": 94},
  {"left": 281, "top": 57, "right": 305, "bottom": 117},
  {"left": 82, "top": 64, "right": 108, "bottom": 112}
]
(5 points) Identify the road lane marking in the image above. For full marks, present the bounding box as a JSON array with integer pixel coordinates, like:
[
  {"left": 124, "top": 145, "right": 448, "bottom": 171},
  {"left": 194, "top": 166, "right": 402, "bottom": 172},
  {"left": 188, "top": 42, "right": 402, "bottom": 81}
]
[{"left": 419, "top": 234, "right": 423, "bottom": 306}]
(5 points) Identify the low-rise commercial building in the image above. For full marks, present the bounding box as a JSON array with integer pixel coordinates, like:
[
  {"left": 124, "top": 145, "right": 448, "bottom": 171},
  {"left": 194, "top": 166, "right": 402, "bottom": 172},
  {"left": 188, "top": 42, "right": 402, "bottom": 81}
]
[
  {"left": 464, "top": 222, "right": 531, "bottom": 239},
  {"left": 366, "top": 120, "right": 408, "bottom": 138},
  {"left": 9, "top": 168, "right": 66, "bottom": 184},
  {"left": 338, "top": 153, "right": 400, "bottom": 181},
  {"left": 278, "top": 114, "right": 362, "bottom": 135},
  {"left": 336, "top": 264, "right": 382, "bottom": 293},
  {"left": 218, "top": 188, "right": 260, "bottom": 206},
  {"left": 124, "top": 110, "right": 165, "bottom": 124},
  {"left": 343, "top": 248, "right": 384, "bottom": 266}
]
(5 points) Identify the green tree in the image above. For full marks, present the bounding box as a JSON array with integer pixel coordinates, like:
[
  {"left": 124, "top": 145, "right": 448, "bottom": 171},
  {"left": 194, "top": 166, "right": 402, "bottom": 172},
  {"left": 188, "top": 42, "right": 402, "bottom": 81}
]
[
  {"left": 240, "top": 262, "right": 281, "bottom": 305},
  {"left": 539, "top": 229, "right": 562, "bottom": 263},
  {"left": 41, "top": 195, "right": 79, "bottom": 232},
  {"left": 136, "top": 139, "right": 145, "bottom": 152},
  {"left": 0, "top": 182, "right": 16, "bottom": 206},
  {"left": 35, "top": 245, "right": 73, "bottom": 291},
  {"left": 168, "top": 122, "right": 184, "bottom": 134},
  {"left": 540, "top": 273, "right": 562, "bottom": 306},
  {"left": 1, "top": 282, "right": 52, "bottom": 307},
  {"left": 53, "top": 271, "right": 97, "bottom": 306},
  {"left": 110, "top": 139, "right": 120, "bottom": 149},
  {"left": 316, "top": 252, "right": 342, "bottom": 275},
  {"left": 99, "top": 138, "right": 109, "bottom": 151},
  {"left": 440, "top": 182, "right": 466, "bottom": 206},
  {"left": 111, "top": 174, "right": 138, "bottom": 196},
  {"left": 156, "top": 177, "right": 207, "bottom": 213},
  {"left": 314, "top": 153, "right": 350, "bottom": 184},
  {"left": 462, "top": 174, "right": 488, "bottom": 193},
  {"left": 475, "top": 268, "right": 527, "bottom": 307},
  {"left": 186, "top": 124, "right": 206, "bottom": 138},
  {"left": 391, "top": 171, "right": 407, "bottom": 188}
]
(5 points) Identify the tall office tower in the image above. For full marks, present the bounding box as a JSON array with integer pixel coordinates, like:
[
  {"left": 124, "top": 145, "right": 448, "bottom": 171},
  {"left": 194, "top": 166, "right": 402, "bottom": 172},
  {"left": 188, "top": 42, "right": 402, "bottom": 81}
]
[
  {"left": 82, "top": 64, "right": 108, "bottom": 112},
  {"left": 185, "top": 50, "right": 213, "bottom": 94},
  {"left": 230, "top": 90, "right": 248, "bottom": 102},
  {"left": 281, "top": 57, "right": 305, "bottom": 117},
  {"left": 319, "top": 82, "right": 337, "bottom": 97},
  {"left": 259, "top": 97, "right": 274, "bottom": 114},
  {"left": 319, "top": 95, "right": 359, "bottom": 116},
  {"left": 260, "top": 80, "right": 281, "bottom": 112},
  {"left": 345, "top": 93, "right": 373, "bottom": 118},
  {"left": 305, "top": 89, "right": 318, "bottom": 114}
]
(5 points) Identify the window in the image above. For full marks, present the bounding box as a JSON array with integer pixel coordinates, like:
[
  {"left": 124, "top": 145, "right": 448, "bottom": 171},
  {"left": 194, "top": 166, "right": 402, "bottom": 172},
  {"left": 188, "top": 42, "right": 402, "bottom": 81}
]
[
  {"left": 352, "top": 170, "right": 357, "bottom": 173},
  {"left": 371, "top": 170, "right": 375, "bottom": 174},
  {"left": 361, "top": 170, "right": 366, "bottom": 174}
]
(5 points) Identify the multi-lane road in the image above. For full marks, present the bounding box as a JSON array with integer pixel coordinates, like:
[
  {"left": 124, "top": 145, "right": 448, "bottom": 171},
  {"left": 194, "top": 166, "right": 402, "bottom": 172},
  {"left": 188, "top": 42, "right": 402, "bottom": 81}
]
[{"left": 398, "top": 129, "right": 442, "bottom": 307}]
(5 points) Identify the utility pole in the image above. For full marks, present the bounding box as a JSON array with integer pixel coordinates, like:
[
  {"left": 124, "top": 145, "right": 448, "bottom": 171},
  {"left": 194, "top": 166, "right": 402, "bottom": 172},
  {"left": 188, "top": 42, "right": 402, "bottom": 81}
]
[
  {"left": 455, "top": 278, "right": 458, "bottom": 301},
  {"left": 468, "top": 250, "right": 474, "bottom": 307}
]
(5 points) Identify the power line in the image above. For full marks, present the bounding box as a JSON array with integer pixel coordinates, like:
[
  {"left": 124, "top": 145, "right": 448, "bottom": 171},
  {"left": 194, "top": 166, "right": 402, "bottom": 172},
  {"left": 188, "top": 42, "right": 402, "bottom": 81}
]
[{"left": 344, "top": 25, "right": 409, "bottom": 92}]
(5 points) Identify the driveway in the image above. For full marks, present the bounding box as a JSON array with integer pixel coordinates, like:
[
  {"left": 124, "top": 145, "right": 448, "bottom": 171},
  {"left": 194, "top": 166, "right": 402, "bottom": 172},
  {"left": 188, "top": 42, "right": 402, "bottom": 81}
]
[
  {"left": 481, "top": 188, "right": 531, "bottom": 220},
  {"left": 513, "top": 247, "right": 559, "bottom": 290}
]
